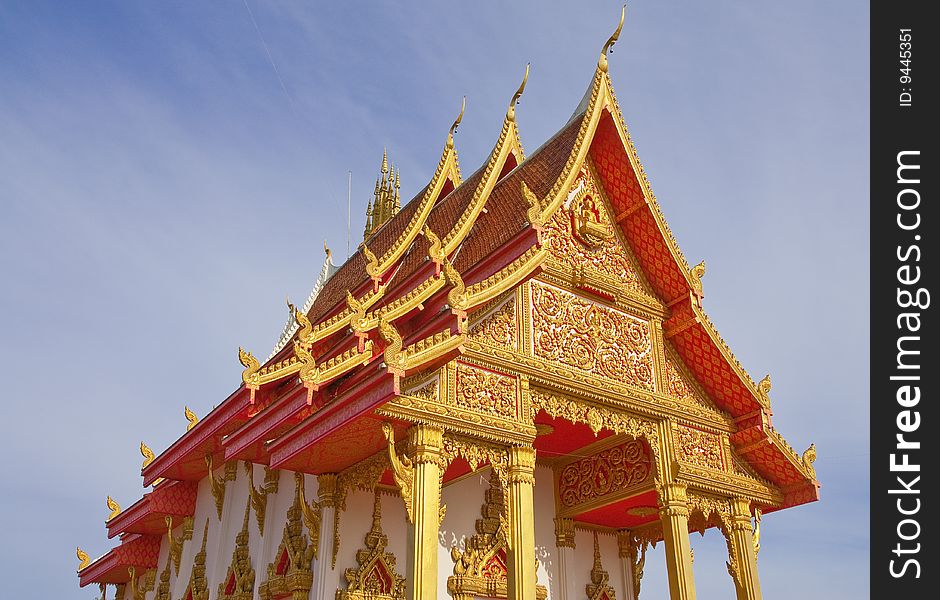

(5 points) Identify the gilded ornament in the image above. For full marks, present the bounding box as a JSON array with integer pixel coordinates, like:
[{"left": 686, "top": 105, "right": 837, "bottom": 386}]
[
  {"left": 258, "top": 476, "right": 315, "bottom": 600},
  {"left": 689, "top": 260, "right": 706, "bottom": 296},
  {"left": 379, "top": 318, "right": 406, "bottom": 373},
  {"left": 381, "top": 422, "right": 414, "bottom": 523},
  {"left": 106, "top": 496, "right": 121, "bottom": 521},
  {"left": 245, "top": 462, "right": 271, "bottom": 534},
  {"left": 238, "top": 347, "right": 260, "bottom": 388},
  {"left": 166, "top": 515, "right": 194, "bottom": 575},
  {"left": 757, "top": 374, "right": 772, "bottom": 407},
  {"left": 289, "top": 298, "right": 313, "bottom": 344},
  {"left": 206, "top": 454, "right": 226, "bottom": 520},
  {"left": 506, "top": 63, "right": 529, "bottom": 122},
  {"left": 585, "top": 532, "right": 616, "bottom": 600},
  {"left": 363, "top": 243, "right": 380, "bottom": 279},
  {"left": 337, "top": 491, "right": 406, "bottom": 600},
  {"left": 520, "top": 180, "right": 544, "bottom": 230},
  {"left": 76, "top": 546, "right": 90, "bottom": 572},
  {"left": 442, "top": 257, "right": 468, "bottom": 311},
  {"left": 140, "top": 441, "right": 165, "bottom": 486},
  {"left": 423, "top": 225, "right": 444, "bottom": 264},
  {"left": 558, "top": 440, "right": 651, "bottom": 509},
  {"left": 753, "top": 506, "right": 762, "bottom": 556},
  {"left": 530, "top": 282, "right": 655, "bottom": 390},
  {"left": 128, "top": 566, "right": 155, "bottom": 600},
  {"left": 598, "top": 4, "right": 626, "bottom": 72},
  {"left": 179, "top": 520, "right": 210, "bottom": 600},
  {"left": 296, "top": 472, "right": 322, "bottom": 560},
  {"left": 217, "top": 498, "right": 255, "bottom": 600},
  {"left": 617, "top": 530, "right": 648, "bottom": 597},
  {"left": 454, "top": 362, "right": 517, "bottom": 419},
  {"left": 802, "top": 443, "right": 817, "bottom": 479},
  {"left": 184, "top": 406, "right": 199, "bottom": 431},
  {"left": 674, "top": 425, "right": 724, "bottom": 471},
  {"left": 447, "top": 96, "right": 466, "bottom": 149}
]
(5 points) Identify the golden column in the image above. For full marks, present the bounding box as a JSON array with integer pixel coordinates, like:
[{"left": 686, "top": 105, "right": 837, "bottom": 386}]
[
  {"left": 658, "top": 481, "right": 696, "bottom": 600},
  {"left": 407, "top": 424, "right": 443, "bottom": 600},
  {"left": 727, "top": 497, "right": 762, "bottom": 600},
  {"left": 506, "top": 445, "right": 537, "bottom": 600}
]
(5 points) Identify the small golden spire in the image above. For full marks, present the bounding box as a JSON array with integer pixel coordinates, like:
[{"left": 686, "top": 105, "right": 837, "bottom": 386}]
[
  {"left": 184, "top": 406, "right": 199, "bottom": 431},
  {"left": 599, "top": 4, "right": 627, "bottom": 72},
  {"left": 106, "top": 496, "right": 121, "bottom": 521},
  {"left": 77, "top": 546, "right": 91, "bottom": 572},
  {"left": 507, "top": 63, "right": 530, "bottom": 121},
  {"left": 447, "top": 96, "right": 466, "bottom": 148},
  {"left": 381, "top": 147, "right": 389, "bottom": 175},
  {"left": 140, "top": 441, "right": 155, "bottom": 468}
]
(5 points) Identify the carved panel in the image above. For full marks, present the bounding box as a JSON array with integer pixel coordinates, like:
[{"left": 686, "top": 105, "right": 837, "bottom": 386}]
[
  {"left": 675, "top": 425, "right": 724, "bottom": 470},
  {"left": 469, "top": 295, "right": 517, "bottom": 350},
  {"left": 530, "top": 282, "right": 654, "bottom": 390},
  {"left": 453, "top": 362, "right": 518, "bottom": 419},
  {"left": 558, "top": 440, "right": 652, "bottom": 509},
  {"left": 541, "top": 166, "right": 646, "bottom": 294},
  {"left": 663, "top": 351, "right": 711, "bottom": 409}
]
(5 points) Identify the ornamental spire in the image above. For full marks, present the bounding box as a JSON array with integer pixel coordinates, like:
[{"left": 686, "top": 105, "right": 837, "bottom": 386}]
[{"left": 363, "top": 150, "right": 402, "bottom": 240}]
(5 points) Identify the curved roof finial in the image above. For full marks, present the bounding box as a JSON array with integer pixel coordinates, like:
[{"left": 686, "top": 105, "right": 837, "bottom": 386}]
[
  {"left": 507, "top": 63, "right": 530, "bottom": 122},
  {"left": 447, "top": 96, "right": 466, "bottom": 149},
  {"left": 599, "top": 4, "right": 626, "bottom": 72}
]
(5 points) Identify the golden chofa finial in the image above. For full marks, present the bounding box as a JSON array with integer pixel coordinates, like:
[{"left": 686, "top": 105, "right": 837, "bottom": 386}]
[
  {"left": 184, "top": 406, "right": 199, "bottom": 431},
  {"left": 76, "top": 546, "right": 91, "bottom": 572},
  {"left": 507, "top": 63, "right": 530, "bottom": 122},
  {"left": 599, "top": 4, "right": 627, "bottom": 72},
  {"left": 447, "top": 96, "right": 466, "bottom": 149},
  {"left": 324, "top": 240, "right": 332, "bottom": 262},
  {"left": 106, "top": 496, "right": 122, "bottom": 521}
]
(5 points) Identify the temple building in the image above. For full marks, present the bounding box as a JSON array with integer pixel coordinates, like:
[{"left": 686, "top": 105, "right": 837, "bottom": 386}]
[{"left": 76, "top": 13, "right": 819, "bottom": 600}]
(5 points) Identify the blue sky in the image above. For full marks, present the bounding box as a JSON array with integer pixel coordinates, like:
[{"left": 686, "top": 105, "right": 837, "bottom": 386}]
[{"left": 0, "top": 1, "right": 869, "bottom": 597}]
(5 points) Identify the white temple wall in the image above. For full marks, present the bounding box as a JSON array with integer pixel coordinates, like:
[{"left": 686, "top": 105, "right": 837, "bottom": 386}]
[
  {"left": 533, "top": 464, "right": 559, "bottom": 600},
  {"left": 438, "top": 469, "right": 492, "bottom": 600}
]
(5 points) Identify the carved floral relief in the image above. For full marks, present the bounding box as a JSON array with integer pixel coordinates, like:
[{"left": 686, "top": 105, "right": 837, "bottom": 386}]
[
  {"left": 558, "top": 440, "right": 652, "bottom": 508},
  {"left": 530, "top": 282, "right": 654, "bottom": 390},
  {"left": 454, "top": 362, "right": 518, "bottom": 419},
  {"left": 674, "top": 425, "right": 724, "bottom": 470}
]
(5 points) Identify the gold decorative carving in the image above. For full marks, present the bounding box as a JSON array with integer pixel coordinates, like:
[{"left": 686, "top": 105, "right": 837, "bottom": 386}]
[
  {"left": 506, "top": 63, "right": 529, "bottom": 122},
  {"left": 663, "top": 352, "right": 711, "bottom": 409},
  {"left": 756, "top": 374, "right": 772, "bottom": 407},
  {"left": 443, "top": 257, "right": 469, "bottom": 312},
  {"left": 140, "top": 442, "right": 165, "bottom": 486},
  {"left": 238, "top": 347, "right": 261, "bottom": 388},
  {"left": 259, "top": 475, "right": 315, "bottom": 600},
  {"left": 598, "top": 4, "right": 625, "bottom": 71},
  {"left": 106, "top": 496, "right": 121, "bottom": 521},
  {"left": 245, "top": 462, "right": 275, "bottom": 534},
  {"left": 76, "top": 546, "right": 90, "bottom": 572},
  {"left": 440, "top": 436, "right": 510, "bottom": 513},
  {"left": 379, "top": 319, "right": 406, "bottom": 373},
  {"left": 540, "top": 168, "right": 647, "bottom": 295},
  {"left": 184, "top": 406, "right": 199, "bottom": 431},
  {"left": 178, "top": 520, "right": 210, "bottom": 600},
  {"left": 454, "top": 362, "right": 517, "bottom": 419},
  {"left": 166, "top": 515, "right": 194, "bottom": 575},
  {"left": 382, "top": 422, "right": 414, "bottom": 523},
  {"left": 423, "top": 226, "right": 444, "bottom": 264},
  {"left": 520, "top": 180, "right": 544, "bottom": 230},
  {"left": 689, "top": 261, "right": 706, "bottom": 296},
  {"left": 674, "top": 425, "right": 724, "bottom": 470},
  {"left": 586, "top": 532, "right": 616, "bottom": 600},
  {"left": 217, "top": 498, "right": 255, "bottom": 600},
  {"left": 753, "top": 507, "right": 762, "bottom": 556},
  {"left": 128, "top": 566, "right": 155, "bottom": 600},
  {"left": 363, "top": 244, "right": 380, "bottom": 279},
  {"left": 337, "top": 491, "right": 406, "bottom": 600},
  {"left": 554, "top": 517, "right": 576, "bottom": 549},
  {"left": 529, "top": 389, "right": 658, "bottom": 446},
  {"left": 156, "top": 553, "right": 172, "bottom": 600},
  {"left": 802, "top": 443, "right": 817, "bottom": 479},
  {"left": 571, "top": 184, "right": 613, "bottom": 248},
  {"left": 206, "top": 455, "right": 226, "bottom": 520},
  {"left": 558, "top": 440, "right": 652, "bottom": 509},
  {"left": 617, "top": 530, "right": 648, "bottom": 597},
  {"left": 686, "top": 493, "right": 741, "bottom": 587},
  {"left": 448, "top": 471, "right": 547, "bottom": 600},
  {"left": 296, "top": 472, "right": 321, "bottom": 561},
  {"left": 530, "top": 282, "right": 654, "bottom": 390},
  {"left": 447, "top": 97, "right": 465, "bottom": 149},
  {"left": 469, "top": 296, "right": 516, "bottom": 350}
]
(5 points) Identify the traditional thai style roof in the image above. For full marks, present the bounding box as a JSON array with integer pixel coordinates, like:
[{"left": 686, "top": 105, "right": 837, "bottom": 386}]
[{"left": 81, "top": 16, "right": 818, "bottom": 587}]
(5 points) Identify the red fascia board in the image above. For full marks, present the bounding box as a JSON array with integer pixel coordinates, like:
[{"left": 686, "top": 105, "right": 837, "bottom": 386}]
[
  {"left": 222, "top": 385, "right": 309, "bottom": 463},
  {"left": 78, "top": 534, "right": 160, "bottom": 587},
  {"left": 106, "top": 480, "right": 198, "bottom": 539},
  {"left": 267, "top": 368, "right": 395, "bottom": 470},
  {"left": 142, "top": 387, "right": 251, "bottom": 486}
]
